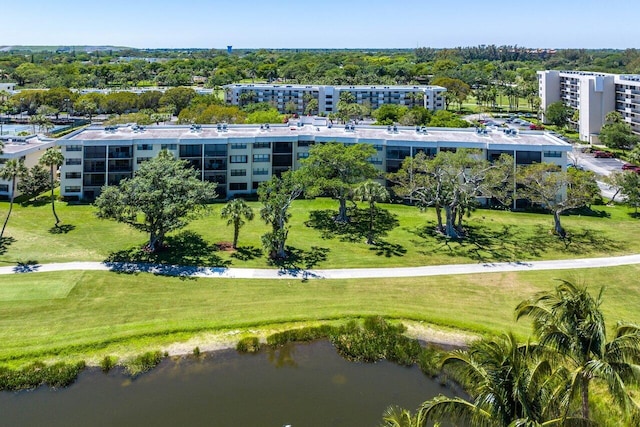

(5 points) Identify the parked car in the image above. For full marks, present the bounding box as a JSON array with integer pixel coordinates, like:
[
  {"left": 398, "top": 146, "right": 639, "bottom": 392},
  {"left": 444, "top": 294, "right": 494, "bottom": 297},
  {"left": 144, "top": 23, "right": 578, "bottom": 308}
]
[
  {"left": 594, "top": 151, "right": 614, "bottom": 158},
  {"left": 622, "top": 163, "right": 637, "bottom": 170}
]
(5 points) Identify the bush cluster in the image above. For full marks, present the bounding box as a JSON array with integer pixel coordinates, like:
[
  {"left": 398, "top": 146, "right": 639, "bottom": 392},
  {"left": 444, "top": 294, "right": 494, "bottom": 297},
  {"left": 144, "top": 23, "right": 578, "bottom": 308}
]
[
  {"left": 266, "top": 325, "right": 335, "bottom": 346},
  {"left": 0, "top": 361, "right": 86, "bottom": 391},
  {"left": 236, "top": 336, "right": 261, "bottom": 353},
  {"left": 124, "top": 351, "right": 163, "bottom": 377}
]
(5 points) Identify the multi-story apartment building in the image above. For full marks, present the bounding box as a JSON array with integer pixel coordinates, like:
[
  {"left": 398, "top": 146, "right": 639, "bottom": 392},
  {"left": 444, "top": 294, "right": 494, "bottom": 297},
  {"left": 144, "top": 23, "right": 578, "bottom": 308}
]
[
  {"left": 538, "top": 70, "right": 640, "bottom": 142},
  {"left": 59, "top": 121, "right": 570, "bottom": 202},
  {"left": 0, "top": 134, "right": 56, "bottom": 199},
  {"left": 224, "top": 84, "right": 446, "bottom": 115}
]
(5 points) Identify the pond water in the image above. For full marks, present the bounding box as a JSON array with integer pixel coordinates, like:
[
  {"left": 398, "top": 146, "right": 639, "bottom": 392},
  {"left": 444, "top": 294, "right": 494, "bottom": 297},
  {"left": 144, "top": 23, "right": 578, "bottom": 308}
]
[
  {"left": 0, "top": 341, "right": 457, "bottom": 427},
  {"left": 0, "top": 123, "right": 65, "bottom": 135}
]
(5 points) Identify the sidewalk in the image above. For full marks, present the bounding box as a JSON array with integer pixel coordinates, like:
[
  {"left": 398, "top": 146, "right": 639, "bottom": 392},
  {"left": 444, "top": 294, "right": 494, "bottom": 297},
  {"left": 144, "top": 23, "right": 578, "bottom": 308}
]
[{"left": 2, "top": 254, "right": 640, "bottom": 280}]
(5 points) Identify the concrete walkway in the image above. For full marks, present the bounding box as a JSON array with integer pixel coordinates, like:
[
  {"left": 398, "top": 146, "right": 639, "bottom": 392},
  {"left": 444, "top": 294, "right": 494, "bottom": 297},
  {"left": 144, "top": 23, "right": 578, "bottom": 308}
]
[{"left": 2, "top": 254, "right": 640, "bottom": 280}]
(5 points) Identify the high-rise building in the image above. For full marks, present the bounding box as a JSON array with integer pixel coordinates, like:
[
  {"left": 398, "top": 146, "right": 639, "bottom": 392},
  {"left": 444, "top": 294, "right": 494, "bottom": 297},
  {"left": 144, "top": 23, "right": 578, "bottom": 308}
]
[{"left": 538, "top": 70, "right": 640, "bottom": 142}]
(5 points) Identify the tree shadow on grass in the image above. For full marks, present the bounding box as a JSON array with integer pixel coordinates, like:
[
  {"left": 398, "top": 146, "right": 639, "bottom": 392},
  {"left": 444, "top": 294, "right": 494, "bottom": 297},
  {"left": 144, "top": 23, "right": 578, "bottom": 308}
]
[
  {"left": 105, "top": 230, "right": 232, "bottom": 273},
  {"left": 409, "top": 221, "right": 624, "bottom": 263},
  {"left": 305, "top": 207, "right": 399, "bottom": 244},
  {"left": 0, "top": 236, "right": 16, "bottom": 256},
  {"left": 369, "top": 240, "right": 407, "bottom": 258},
  {"left": 48, "top": 224, "right": 75, "bottom": 234},
  {"left": 231, "top": 245, "right": 263, "bottom": 261},
  {"left": 628, "top": 212, "right": 640, "bottom": 219},
  {"left": 271, "top": 246, "right": 330, "bottom": 281}
]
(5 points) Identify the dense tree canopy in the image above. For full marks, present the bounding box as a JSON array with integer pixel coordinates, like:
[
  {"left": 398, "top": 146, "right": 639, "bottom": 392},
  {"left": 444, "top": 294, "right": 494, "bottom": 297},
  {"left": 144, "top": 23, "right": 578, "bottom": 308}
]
[
  {"left": 94, "top": 151, "right": 217, "bottom": 251},
  {"left": 301, "top": 142, "right": 379, "bottom": 222}
]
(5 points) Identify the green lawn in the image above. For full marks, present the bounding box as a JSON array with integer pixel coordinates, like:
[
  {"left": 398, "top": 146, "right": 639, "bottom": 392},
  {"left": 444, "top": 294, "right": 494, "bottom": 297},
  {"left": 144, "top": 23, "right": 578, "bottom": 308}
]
[
  {"left": 0, "top": 198, "right": 639, "bottom": 269},
  {"left": 0, "top": 265, "right": 638, "bottom": 365}
]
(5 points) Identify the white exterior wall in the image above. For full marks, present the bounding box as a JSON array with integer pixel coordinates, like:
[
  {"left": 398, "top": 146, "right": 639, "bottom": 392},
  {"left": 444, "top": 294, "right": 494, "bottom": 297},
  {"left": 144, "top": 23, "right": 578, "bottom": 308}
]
[
  {"left": 0, "top": 136, "right": 56, "bottom": 198},
  {"left": 539, "top": 70, "right": 640, "bottom": 142},
  {"left": 59, "top": 125, "right": 571, "bottom": 201},
  {"left": 224, "top": 84, "right": 446, "bottom": 115}
]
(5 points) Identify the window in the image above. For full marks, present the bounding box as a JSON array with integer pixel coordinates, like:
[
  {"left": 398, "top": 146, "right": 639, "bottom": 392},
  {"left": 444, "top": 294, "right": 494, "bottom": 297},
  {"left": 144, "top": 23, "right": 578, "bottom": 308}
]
[
  {"left": 65, "top": 145, "right": 82, "bottom": 152},
  {"left": 230, "top": 169, "right": 247, "bottom": 176},
  {"left": 136, "top": 144, "right": 153, "bottom": 151},
  {"left": 65, "top": 172, "right": 81, "bottom": 179},
  {"left": 161, "top": 144, "right": 177, "bottom": 150},
  {"left": 253, "top": 168, "right": 269, "bottom": 175},
  {"left": 230, "top": 155, "right": 248, "bottom": 163},
  {"left": 229, "top": 182, "right": 248, "bottom": 191},
  {"left": 136, "top": 157, "right": 152, "bottom": 164},
  {"left": 253, "top": 154, "right": 270, "bottom": 162},
  {"left": 231, "top": 143, "right": 247, "bottom": 150},
  {"left": 253, "top": 142, "right": 271, "bottom": 149},
  {"left": 64, "top": 186, "right": 81, "bottom": 193},
  {"left": 66, "top": 158, "right": 82, "bottom": 165},
  {"left": 180, "top": 144, "right": 202, "bottom": 157},
  {"left": 543, "top": 151, "right": 562, "bottom": 158},
  {"left": 0, "top": 184, "right": 8, "bottom": 192},
  {"left": 298, "top": 141, "right": 313, "bottom": 147},
  {"left": 297, "top": 152, "right": 309, "bottom": 160},
  {"left": 368, "top": 157, "right": 383, "bottom": 165},
  {"left": 372, "top": 145, "right": 383, "bottom": 151}
]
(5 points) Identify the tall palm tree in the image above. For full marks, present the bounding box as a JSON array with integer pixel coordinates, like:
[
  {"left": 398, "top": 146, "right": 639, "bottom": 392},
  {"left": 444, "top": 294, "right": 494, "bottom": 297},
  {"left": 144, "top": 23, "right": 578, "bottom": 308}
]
[
  {"left": 516, "top": 280, "right": 640, "bottom": 422},
  {"left": 220, "top": 198, "right": 254, "bottom": 249},
  {"left": 353, "top": 180, "right": 389, "bottom": 245},
  {"left": 418, "top": 333, "right": 578, "bottom": 426},
  {"left": 0, "top": 159, "right": 27, "bottom": 238},
  {"left": 39, "top": 148, "right": 64, "bottom": 227}
]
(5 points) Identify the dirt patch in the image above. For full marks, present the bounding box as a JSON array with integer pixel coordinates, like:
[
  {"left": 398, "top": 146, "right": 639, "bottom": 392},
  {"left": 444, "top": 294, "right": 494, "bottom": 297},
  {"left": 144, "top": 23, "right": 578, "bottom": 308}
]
[{"left": 215, "top": 242, "right": 235, "bottom": 251}]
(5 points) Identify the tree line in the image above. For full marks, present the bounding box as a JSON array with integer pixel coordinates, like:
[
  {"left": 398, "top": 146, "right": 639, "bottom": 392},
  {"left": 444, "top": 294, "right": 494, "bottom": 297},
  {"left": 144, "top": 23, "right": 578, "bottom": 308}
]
[{"left": 93, "top": 142, "right": 610, "bottom": 260}]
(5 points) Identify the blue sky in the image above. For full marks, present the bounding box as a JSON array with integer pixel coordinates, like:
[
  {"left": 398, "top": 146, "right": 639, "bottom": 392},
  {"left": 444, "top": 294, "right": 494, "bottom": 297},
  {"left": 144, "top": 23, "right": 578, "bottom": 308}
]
[{"left": 2, "top": 0, "right": 638, "bottom": 49}]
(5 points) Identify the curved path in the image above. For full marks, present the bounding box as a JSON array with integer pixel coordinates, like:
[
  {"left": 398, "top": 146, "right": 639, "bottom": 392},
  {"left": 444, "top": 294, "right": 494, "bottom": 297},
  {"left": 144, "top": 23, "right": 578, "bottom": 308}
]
[{"left": 2, "top": 254, "right": 640, "bottom": 280}]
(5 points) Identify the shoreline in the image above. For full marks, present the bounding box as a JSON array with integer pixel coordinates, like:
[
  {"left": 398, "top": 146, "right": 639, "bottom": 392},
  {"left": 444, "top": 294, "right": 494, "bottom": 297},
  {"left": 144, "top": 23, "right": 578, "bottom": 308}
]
[{"left": 140, "top": 321, "right": 479, "bottom": 362}]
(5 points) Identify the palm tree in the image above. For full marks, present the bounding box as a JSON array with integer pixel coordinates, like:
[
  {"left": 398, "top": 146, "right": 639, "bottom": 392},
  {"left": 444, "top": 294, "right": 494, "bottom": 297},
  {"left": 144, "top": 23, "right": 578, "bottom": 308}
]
[
  {"left": 516, "top": 280, "right": 640, "bottom": 422},
  {"left": 39, "top": 148, "right": 64, "bottom": 227},
  {"left": 220, "top": 198, "right": 254, "bottom": 249},
  {"left": 0, "top": 159, "right": 27, "bottom": 238},
  {"left": 353, "top": 181, "right": 389, "bottom": 245},
  {"left": 418, "top": 333, "right": 578, "bottom": 426},
  {"left": 379, "top": 405, "right": 426, "bottom": 427}
]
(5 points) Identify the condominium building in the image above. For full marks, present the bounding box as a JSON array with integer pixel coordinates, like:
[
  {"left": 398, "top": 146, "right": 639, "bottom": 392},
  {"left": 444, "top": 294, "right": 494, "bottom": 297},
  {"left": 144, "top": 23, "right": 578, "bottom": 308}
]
[
  {"left": 58, "top": 121, "right": 570, "bottom": 202},
  {"left": 538, "top": 70, "right": 640, "bottom": 142},
  {"left": 223, "top": 84, "right": 446, "bottom": 115},
  {"left": 0, "top": 134, "right": 56, "bottom": 199}
]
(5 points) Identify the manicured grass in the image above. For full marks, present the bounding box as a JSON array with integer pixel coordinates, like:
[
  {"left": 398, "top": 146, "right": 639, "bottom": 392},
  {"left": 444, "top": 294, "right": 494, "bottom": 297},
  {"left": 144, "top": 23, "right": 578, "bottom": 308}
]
[
  {"left": 0, "top": 198, "right": 639, "bottom": 269},
  {"left": 0, "top": 265, "right": 639, "bottom": 365}
]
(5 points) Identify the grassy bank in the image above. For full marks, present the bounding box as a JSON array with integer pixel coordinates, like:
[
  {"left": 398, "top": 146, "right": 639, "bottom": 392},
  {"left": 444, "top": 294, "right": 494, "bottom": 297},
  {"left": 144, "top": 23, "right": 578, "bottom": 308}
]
[
  {"left": 0, "top": 265, "right": 639, "bottom": 365},
  {"left": 0, "top": 199, "right": 639, "bottom": 269}
]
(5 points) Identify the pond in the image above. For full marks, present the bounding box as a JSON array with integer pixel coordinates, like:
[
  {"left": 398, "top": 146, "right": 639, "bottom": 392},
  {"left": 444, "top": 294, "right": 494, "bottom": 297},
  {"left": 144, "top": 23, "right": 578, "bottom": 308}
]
[{"left": 0, "top": 341, "right": 457, "bottom": 426}]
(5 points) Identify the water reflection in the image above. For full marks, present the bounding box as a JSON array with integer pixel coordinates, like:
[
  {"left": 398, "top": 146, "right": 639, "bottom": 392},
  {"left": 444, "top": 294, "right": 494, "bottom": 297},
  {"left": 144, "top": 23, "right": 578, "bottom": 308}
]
[{"left": 0, "top": 341, "right": 456, "bottom": 427}]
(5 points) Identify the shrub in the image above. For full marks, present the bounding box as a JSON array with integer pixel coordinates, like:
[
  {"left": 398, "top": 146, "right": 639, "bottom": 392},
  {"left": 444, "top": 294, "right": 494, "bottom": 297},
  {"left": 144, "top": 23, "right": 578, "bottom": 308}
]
[
  {"left": 124, "top": 351, "right": 163, "bottom": 377},
  {"left": 100, "top": 356, "right": 117, "bottom": 373},
  {"left": 330, "top": 316, "right": 423, "bottom": 365},
  {"left": 0, "top": 361, "right": 86, "bottom": 390},
  {"left": 236, "top": 336, "right": 261, "bottom": 353},
  {"left": 266, "top": 325, "right": 335, "bottom": 346},
  {"left": 193, "top": 347, "right": 201, "bottom": 357}
]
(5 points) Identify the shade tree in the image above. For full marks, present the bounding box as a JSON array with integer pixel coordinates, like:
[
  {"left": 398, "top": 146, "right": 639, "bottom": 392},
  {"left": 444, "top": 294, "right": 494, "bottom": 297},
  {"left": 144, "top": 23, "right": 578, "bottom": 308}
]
[
  {"left": 517, "top": 163, "right": 599, "bottom": 238},
  {"left": 388, "top": 150, "right": 514, "bottom": 238},
  {"left": 257, "top": 170, "right": 304, "bottom": 260},
  {"left": 300, "top": 142, "right": 379, "bottom": 223},
  {"left": 94, "top": 150, "right": 217, "bottom": 251}
]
